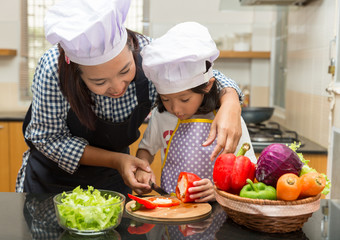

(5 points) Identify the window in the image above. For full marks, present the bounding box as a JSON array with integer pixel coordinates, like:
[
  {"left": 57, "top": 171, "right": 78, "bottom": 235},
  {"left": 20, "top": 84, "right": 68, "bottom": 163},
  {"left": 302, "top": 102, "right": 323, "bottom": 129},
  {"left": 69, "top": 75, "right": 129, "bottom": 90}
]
[{"left": 20, "top": 0, "right": 144, "bottom": 100}]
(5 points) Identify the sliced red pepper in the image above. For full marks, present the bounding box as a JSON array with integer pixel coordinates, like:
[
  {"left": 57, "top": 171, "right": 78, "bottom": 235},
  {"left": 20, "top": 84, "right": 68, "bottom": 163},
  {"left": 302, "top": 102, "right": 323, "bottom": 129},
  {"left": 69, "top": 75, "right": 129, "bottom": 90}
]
[
  {"left": 213, "top": 143, "right": 256, "bottom": 194},
  {"left": 127, "top": 221, "right": 155, "bottom": 234},
  {"left": 176, "top": 172, "right": 201, "bottom": 203},
  {"left": 148, "top": 197, "right": 180, "bottom": 207},
  {"left": 128, "top": 194, "right": 157, "bottom": 209}
]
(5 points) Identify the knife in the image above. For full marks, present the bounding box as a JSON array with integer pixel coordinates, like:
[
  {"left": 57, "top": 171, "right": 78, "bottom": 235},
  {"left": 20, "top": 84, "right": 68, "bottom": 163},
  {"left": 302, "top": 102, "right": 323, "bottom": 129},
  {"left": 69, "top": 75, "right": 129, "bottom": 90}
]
[{"left": 149, "top": 180, "right": 169, "bottom": 196}]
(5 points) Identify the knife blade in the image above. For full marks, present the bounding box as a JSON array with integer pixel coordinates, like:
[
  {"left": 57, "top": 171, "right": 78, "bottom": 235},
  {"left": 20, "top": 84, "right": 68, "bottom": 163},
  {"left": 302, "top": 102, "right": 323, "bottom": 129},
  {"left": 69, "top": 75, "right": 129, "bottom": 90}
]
[{"left": 149, "top": 180, "right": 169, "bottom": 196}]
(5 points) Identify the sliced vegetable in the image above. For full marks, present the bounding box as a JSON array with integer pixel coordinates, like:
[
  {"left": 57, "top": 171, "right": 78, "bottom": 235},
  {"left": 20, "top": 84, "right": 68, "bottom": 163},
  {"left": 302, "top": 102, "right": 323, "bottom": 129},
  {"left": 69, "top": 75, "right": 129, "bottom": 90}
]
[
  {"left": 128, "top": 194, "right": 157, "bottom": 209},
  {"left": 127, "top": 194, "right": 180, "bottom": 210},
  {"left": 127, "top": 220, "right": 155, "bottom": 234},
  {"left": 213, "top": 143, "right": 255, "bottom": 194},
  {"left": 130, "top": 201, "right": 142, "bottom": 211},
  {"left": 276, "top": 173, "right": 301, "bottom": 201},
  {"left": 56, "top": 186, "right": 122, "bottom": 231},
  {"left": 147, "top": 197, "right": 180, "bottom": 207},
  {"left": 299, "top": 171, "right": 326, "bottom": 197},
  {"left": 176, "top": 172, "right": 201, "bottom": 202},
  {"left": 240, "top": 179, "right": 276, "bottom": 200},
  {"left": 255, "top": 143, "right": 303, "bottom": 187}
]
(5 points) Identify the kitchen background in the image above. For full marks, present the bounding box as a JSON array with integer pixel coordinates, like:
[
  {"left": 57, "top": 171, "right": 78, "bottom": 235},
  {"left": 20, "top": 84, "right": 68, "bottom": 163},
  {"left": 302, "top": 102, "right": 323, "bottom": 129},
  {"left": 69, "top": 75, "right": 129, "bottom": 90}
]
[{"left": 0, "top": 0, "right": 339, "bottom": 198}]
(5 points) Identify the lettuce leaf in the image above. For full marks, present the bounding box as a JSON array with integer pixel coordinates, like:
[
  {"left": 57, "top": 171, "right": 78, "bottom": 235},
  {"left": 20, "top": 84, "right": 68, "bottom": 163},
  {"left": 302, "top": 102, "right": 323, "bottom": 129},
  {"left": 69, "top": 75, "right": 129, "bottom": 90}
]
[
  {"left": 288, "top": 142, "right": 331, "bottom": 196},
  {"left": 57, "top": 186, "right": 122, "bottom": 231}
]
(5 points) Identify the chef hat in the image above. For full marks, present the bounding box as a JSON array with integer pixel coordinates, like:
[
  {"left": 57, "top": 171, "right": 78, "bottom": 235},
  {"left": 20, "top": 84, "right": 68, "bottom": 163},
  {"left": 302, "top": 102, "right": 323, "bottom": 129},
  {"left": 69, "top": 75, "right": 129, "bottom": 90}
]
[
  {"left": 44, "top": 0, "right": 131, "bottom": 66},
  {"left": 141, "top": 22, "right": 219, "bottom": 95}
]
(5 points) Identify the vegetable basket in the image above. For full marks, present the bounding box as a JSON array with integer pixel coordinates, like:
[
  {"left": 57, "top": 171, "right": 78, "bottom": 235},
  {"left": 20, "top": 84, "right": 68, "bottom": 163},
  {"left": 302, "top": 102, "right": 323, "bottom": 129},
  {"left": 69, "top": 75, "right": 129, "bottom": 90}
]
[{"left": 214, "top": 186, "right": 321, "bottom": 233}]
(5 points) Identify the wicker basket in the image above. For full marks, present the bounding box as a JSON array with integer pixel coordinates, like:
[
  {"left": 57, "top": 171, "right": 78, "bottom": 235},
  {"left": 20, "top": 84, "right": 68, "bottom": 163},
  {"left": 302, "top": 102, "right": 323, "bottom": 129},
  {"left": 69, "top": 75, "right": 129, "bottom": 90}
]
[{"left": 214, "top": 186, "right": 321, "bottom": 233}]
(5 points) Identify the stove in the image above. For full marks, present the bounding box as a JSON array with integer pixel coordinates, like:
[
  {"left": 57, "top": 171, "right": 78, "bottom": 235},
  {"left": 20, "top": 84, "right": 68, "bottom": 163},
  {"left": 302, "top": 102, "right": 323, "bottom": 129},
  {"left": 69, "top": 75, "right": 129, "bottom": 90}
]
[{"left": 247, "top": 121, "right": 304, "bottom": 148}]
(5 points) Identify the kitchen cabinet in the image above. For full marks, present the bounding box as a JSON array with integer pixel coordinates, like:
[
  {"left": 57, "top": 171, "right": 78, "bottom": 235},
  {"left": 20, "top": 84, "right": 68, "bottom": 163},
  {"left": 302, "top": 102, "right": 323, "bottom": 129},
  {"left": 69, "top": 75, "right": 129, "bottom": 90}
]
[
  {"left": 0, "top": 49, "right": 17, "bottom": 56},
  {"left": 218, "top": 51, "right": 270, "bottom": 59},
  {"left": 0, "top": 121, "right": 28, "bottom": 192}
]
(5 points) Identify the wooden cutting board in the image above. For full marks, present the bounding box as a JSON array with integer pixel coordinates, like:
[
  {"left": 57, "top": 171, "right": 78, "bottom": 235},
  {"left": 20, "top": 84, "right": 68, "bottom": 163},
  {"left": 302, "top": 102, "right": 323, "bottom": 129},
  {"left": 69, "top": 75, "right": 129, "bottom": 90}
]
[{"left": 125, "top": 197, "right": 212, "bottom": 222}]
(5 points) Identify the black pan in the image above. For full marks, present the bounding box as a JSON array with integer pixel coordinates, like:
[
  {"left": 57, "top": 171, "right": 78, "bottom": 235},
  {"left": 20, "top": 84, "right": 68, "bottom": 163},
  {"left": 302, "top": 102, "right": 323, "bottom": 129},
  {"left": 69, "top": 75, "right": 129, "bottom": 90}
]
[{"left": 241, "top": 107, "right": 274, "bottom": 124}]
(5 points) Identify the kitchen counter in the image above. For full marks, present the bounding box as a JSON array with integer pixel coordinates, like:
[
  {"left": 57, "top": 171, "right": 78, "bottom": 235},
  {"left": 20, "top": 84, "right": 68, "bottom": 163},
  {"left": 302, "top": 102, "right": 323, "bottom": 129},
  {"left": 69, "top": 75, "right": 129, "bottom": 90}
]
[
  {"left": 252, "top": 134, "right": 328, "bottom": 154},
  {"left": 0, "top": 192, "right": 339, "bottom": 240},
  {"left": 0, "top": 111, "right": 27, "bottom": 122}
]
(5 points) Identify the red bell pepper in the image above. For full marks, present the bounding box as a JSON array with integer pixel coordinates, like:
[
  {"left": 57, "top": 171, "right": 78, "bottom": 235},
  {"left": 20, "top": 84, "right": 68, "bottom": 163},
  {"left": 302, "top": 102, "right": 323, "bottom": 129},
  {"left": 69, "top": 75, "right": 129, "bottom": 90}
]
[
  {"left": 127, "top": 220, "right": 155, "bottom": 234},
  {"left": 176, "top": 172, "right": 201, "bottom": 203},
  {"left": 128, "top": 194, "right": 157, "bottom": 209},
  {"left": 147, "top": 197, "right": 180, "bottom": 207},
  {"left": 128, "top": 194, "right": 180, "bottom": 210},
  {"left": 213, "top": 143, "right": 255, "bottom": 194}
]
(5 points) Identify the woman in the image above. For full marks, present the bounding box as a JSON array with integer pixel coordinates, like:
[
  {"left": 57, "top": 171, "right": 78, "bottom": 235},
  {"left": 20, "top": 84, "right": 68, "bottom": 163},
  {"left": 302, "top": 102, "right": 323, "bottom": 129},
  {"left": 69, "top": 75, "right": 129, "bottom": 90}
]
[{"left": 16, "top": 0, "right": 243, "bottom": 195}]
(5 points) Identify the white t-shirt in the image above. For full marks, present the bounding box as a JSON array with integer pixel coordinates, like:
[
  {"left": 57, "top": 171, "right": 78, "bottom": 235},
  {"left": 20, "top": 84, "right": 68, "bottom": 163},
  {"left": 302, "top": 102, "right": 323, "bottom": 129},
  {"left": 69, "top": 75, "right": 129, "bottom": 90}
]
[{"left": 138, "top": 108, "right": 257, "bottom": 165}]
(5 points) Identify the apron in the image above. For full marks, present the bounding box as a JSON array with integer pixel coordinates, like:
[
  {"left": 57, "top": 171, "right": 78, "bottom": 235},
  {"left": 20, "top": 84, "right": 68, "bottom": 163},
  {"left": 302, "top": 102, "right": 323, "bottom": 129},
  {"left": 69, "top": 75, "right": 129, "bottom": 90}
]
[
  {"left": 22, "top": 54, "right": 151, "bottom": 194},
  {"left": 160, "top": 117, "right": 217, "bottom": 194}
]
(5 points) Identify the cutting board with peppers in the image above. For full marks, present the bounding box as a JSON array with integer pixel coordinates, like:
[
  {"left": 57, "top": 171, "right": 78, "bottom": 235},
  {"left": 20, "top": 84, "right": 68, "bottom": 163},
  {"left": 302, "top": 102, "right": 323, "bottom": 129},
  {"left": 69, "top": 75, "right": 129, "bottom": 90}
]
[{"left": 125, "top": 197, "right": 212, "bottom": 222}]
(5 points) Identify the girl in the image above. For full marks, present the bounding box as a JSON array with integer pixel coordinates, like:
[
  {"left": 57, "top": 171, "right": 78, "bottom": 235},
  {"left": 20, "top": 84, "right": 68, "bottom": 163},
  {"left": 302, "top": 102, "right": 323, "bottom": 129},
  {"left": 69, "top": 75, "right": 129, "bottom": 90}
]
[
  {"left": 16, "top": 0, "right": 244, "bottom": 195},
  {"left": 136, "top": 22, "right": 256, "bottom": 201}
]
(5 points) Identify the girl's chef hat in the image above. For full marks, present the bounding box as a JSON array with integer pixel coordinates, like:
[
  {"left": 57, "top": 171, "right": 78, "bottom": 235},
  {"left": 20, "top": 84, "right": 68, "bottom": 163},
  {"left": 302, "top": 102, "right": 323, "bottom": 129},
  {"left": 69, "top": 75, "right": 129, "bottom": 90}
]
[
  {"left": 44, "top": 0, "right": 131, "bottom": 66},
  {"left": 141, "top": 22, "right": 219, "bottom": 95}
]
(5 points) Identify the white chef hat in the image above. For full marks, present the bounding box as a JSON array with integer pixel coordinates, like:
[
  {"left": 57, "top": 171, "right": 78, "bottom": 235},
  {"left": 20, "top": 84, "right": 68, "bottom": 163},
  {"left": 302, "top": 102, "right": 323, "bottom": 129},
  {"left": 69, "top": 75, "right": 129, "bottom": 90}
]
[
  {"left": 141, "top": 22, "right": 219, "bottom": 95},
  {"left": 44, "top": 0, "right": 131, "bottom": 66}
]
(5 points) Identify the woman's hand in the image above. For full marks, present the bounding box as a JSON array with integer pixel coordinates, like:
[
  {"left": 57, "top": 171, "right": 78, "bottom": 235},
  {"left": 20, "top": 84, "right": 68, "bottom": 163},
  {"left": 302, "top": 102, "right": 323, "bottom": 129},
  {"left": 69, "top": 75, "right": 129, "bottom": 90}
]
[
  {"left": 188, "top": 178, "right": 215, "bottom": 203},
  {"left": 117, "top": 155, "right": 153, "bottom": 193},
  {"left": 134, "top": 168, "right": 156, "bottom": 195},
  {"left": 202, "top": 87, "right": 242, "bottom": 161},
  {"left": 80, "top": 146, "right": 152, "bottom": 192}
]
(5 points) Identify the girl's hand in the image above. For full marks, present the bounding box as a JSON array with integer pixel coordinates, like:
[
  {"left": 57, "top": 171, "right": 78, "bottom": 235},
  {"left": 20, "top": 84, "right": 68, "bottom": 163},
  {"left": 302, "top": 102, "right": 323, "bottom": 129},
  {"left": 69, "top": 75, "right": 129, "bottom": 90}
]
[
  {"left": 117, "top": 155, "right": 152, "bottom": 193},
  {"left": 188, "top": 178, "right": 215, "bottom": 202},
  {"left": 134, "top": 169, "right": 156, "bottom": 195},
  {"left": 202, "top": 88, "right": 242, "bottom": 161}
]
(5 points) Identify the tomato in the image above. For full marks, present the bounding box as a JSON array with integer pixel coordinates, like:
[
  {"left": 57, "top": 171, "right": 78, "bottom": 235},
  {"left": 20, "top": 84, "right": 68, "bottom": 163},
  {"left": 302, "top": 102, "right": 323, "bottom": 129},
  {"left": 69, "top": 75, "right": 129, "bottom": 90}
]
[
  {"left": 276, "top": 173, "right": 301, "bottom": 201},
  {"left": 299, "top": 172, "right": 326, "bottom": 197}
]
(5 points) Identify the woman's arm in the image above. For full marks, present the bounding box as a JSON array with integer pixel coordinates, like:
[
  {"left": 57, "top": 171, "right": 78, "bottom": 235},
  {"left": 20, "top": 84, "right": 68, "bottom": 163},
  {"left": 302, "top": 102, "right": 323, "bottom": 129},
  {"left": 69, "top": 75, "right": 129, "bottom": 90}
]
[
  {"left": 202, "top": 88, "right": 242, "bottom": 160},
  {"left": 203, "top": 70, "right": 243, "bottom": 160}
]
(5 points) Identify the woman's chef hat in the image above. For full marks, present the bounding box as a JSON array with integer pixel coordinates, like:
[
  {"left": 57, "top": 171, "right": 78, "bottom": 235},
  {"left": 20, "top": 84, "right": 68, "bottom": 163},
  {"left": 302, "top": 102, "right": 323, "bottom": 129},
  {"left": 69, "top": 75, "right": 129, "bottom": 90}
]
[
  {"left": 44, "top": 0, "right": 131, "bottom": 66},
  {"left": 141, "top": 22, "right": 219, "bottom": 95}
]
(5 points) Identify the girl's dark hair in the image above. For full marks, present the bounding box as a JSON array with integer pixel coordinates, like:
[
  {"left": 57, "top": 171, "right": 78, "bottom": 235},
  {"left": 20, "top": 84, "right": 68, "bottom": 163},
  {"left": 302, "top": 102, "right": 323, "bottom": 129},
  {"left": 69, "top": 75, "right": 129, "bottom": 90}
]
[
  {"left": 58, "top": 29, "right": 144, "bottom": 130},
  {"left": 156, "top": 61, "right": 220, "bottom": 114}
]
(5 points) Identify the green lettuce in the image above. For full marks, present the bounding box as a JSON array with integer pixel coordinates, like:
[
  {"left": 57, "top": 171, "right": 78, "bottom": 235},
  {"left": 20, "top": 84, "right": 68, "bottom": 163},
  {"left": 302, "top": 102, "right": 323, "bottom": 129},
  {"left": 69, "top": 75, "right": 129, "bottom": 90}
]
[
  {"left": 57, "top": 186, "right": 122, "bottom": 231},
  {"left": 288, "top": 142, "right": 331, "bottom": 195}
]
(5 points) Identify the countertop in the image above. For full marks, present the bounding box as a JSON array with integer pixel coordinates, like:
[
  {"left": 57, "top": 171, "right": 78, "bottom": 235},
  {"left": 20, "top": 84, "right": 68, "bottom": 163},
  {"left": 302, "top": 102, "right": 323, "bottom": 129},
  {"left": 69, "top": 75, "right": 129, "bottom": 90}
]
[
  {"left": 0, "top": 192, "right": 339, "bottom": 240},
  {"left": 0, "top": 111, "right": 26, "bottom": 122}
]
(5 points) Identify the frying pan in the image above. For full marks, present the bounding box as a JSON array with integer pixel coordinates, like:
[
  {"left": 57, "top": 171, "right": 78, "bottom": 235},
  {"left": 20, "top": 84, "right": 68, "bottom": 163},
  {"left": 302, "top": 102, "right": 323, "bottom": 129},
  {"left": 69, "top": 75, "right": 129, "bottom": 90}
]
[{"left": 241, "top": 107, "right": 274, "bottom": 124}]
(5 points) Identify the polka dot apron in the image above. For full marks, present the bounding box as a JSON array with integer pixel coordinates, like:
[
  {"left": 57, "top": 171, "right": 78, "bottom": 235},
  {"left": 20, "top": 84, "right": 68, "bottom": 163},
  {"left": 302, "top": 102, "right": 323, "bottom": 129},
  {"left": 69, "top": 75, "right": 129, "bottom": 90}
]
[{"left": 160, "top": 118, "right": 217, "bottom": 194}]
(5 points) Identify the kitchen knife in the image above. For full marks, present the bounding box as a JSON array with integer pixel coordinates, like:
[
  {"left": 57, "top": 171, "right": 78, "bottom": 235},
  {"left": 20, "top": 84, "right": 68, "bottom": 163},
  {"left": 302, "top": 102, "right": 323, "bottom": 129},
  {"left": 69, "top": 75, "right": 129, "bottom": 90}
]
[{"left": 149, "top": 180, "right": 169, "bottom": 196}]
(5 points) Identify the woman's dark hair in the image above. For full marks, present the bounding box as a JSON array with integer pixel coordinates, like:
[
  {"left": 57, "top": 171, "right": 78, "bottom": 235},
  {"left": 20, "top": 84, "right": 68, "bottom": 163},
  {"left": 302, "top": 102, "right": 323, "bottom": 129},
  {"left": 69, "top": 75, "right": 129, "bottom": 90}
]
[
  {"left": 58, "top": 29, "right": 144, "bottom": 130},
  {"left": 156, "top": 61, "right": 220, "bottom": 114}
]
